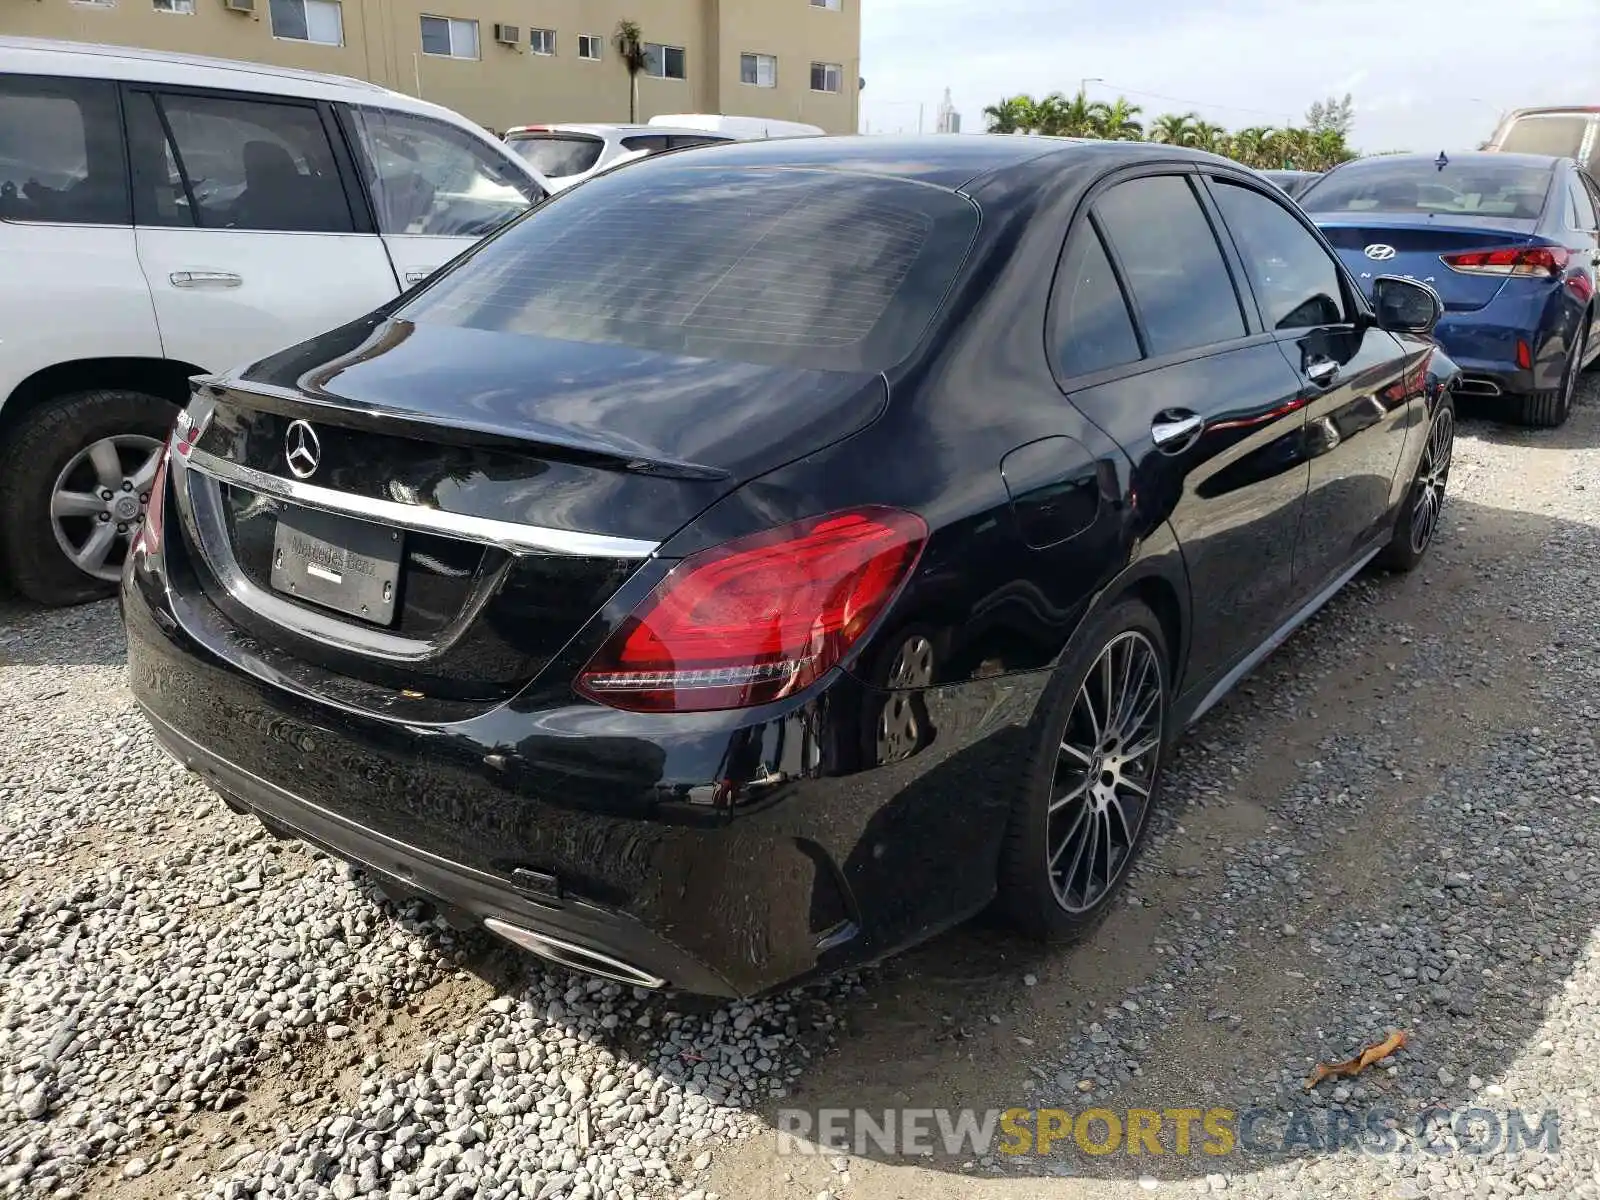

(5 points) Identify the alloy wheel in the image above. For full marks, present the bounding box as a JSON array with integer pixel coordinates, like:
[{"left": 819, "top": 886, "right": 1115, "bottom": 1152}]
[
  {"left": 876, "top": 634, "right": 934, "bottom": 763},
  {"left": 1560, "top": 329, "right": 1586, "bottom": 415},
  {"left": 1047, "top": 629, "right": 1164, "bottom": 913},
  {"left": 1409, "top": 406, "right": 1454, "bottom": 555},
  {"left": 50, "top": 435, "right": 164, "bottom": 582}
]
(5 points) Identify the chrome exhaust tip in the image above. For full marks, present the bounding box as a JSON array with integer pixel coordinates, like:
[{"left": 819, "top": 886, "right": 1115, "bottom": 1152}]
[
  {"left": 1455, "top": 376, "right": 1503, "bottom": 397},
  {"left": 483, "top": 918, "right": 667, "bottom": 990}
]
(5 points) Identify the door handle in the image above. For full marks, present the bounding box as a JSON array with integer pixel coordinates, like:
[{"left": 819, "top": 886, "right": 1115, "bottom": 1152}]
[
  {"left": 1305, "top": 357, "right": 1339, "bottom": 387},
  {"left": 403, "top": 268, "right": 438, "bottom": 285},
  {"left": 169, "top": 271, "right": 242, "bottom": 289},
  {"left": 1151, "top": 410, "right": 1205, "bottom": 452}
]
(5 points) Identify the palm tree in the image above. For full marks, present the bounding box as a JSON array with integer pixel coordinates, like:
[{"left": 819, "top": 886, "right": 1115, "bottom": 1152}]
[
  {"left": 983, "top": 95, "right": 1034, "bottom": 135},
  {"left": 1022, "top": 92, "right": 1065, "bottom": 136},
  {"left": 1190, "top": 121, "right": 1229, "bottom": 154},
  {"left": 1149, "top": 111, "right": 1200, "bottom": 146},
  {"left": 1054, "top": 90, "right": 1107, "bottom": 137},
  {"left": 614, "top": 20, "right": 648, "bottom": 123},
  {"left": 1098, "top": 98, "right": 1144, "bottom": 140},
  {"left": 1230, "top": 125, "right": 1276, "bottom": 168}
]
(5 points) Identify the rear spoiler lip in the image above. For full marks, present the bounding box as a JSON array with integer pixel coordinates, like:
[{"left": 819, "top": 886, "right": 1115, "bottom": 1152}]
[{"left": 187, "top": 375, "right": 731, "bottom": 483}]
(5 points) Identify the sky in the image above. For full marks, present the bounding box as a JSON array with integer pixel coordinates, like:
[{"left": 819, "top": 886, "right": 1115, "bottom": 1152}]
[{"left": 858, "top": 0, "right": 1599, "bottom": 152}]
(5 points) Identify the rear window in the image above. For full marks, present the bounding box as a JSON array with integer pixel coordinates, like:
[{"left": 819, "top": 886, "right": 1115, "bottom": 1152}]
[
  {"left": 401, "top": 164, "right": 979, "bottom": 371},
  {"left": 1300, "top": 160, "right": 1554, "bottom": 220},
  {"left": 1497, "top": 114, "right": 1590, "bottom": 158},
  {"left": 506, "top": 134, "right": 604, "bottom": 177}
]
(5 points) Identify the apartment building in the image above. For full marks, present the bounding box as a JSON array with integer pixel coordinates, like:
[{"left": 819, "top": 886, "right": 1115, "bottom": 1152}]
[{"left": 5, "top": 0, "right": 861, "bottom": 133}]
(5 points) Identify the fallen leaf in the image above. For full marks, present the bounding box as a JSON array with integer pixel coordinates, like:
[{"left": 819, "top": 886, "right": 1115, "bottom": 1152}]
[{"left": 1303, "top": 1029, "right": 1408, "bottom": 1089}]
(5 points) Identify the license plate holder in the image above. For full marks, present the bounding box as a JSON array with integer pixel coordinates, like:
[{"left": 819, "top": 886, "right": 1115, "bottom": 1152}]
[{"left": 270, "top": 506, "right": 402, "bottom": 625}]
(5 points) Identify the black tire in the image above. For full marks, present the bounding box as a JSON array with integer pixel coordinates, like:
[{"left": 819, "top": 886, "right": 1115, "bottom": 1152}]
[
  {"left": 1509, "top": 327, "right": 1584, "bottom": 428},
  {"left": 995, "top": 597, "right": 1172, "bottom": 942},
  {"left": 1377, "top": 393, "right": 1455, "bottom": 573},
  {"left": 0, "top": 389, "right": 177, "bottom": 607}
]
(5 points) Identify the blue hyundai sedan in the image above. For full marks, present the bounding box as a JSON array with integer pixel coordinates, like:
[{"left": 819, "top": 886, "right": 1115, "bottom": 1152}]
[{"left": 1298, "top": 152, "right": 1600, "bottom": 427}]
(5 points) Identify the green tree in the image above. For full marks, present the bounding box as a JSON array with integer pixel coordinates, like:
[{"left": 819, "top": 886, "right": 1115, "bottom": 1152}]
[
  {"left": 982, "top": 95, "right": 1035, "bottom": 134},
  {"left": 1149, "top": 111, "right": 1201, "bottom": 146},
  {"left": 1098, "top": 97, "right": 1144, "bottom": 140},
  {"left": 1305, "top": 92, "right": 1355, "bottom": 139},
  {"left": 614, "top": 20, "right": 648, "bottom": 123},
  {"left": 1230, "top": 125, "right": 1277, "bottom": 168}
]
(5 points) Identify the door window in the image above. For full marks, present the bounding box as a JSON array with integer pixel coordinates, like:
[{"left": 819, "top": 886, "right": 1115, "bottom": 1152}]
[
  {"left": 139, "top": 91, "right": 354, "bottom": 232},
  {"left": 0, "top": 75, "right": 128, "bottom": 225},
  {"left": 1095, "top": 175, "right": 1246, "bottom": 356},
  {"left": 1211, "top": 180, "right": 1347, "bottom": 330},
  {"left": 1054, "top": 224, "right": 1142, "bottom": 377},
  {"left": 1567, "top": 174, "right": 1598, "bottom": 231},
  {"left": 351, "top": 107, "right": 542, "bottom": 238}
]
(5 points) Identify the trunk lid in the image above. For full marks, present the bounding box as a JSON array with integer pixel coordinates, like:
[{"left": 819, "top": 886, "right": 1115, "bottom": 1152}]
[
  {"left": 173, "top": 314, "right": 887, "bottom": 709},
  {"left": 1316, "top": 216, "right": 1539, "bottom": 312}
]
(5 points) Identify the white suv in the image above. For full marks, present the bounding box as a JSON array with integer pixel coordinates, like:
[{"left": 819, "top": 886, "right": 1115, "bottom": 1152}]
[
  {"left": 503, "top": 124, "right": 734, "bottom": 191},
  {"left": 0, "top": 37, "right": 551, "bottom": 606}
]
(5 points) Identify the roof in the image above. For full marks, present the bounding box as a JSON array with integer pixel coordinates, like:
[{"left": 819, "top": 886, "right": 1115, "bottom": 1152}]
[
  {"left": 637, "top": 134, "right": 1217, "bottom": 189},
  {"left": 1503, "top": 106, "right": 1600, "bottom": 117},
  {"left": 1329, "top": 151, "right": 1571, "bottom": 171},
  {"left": 505, "top": 124, "right": 724, "bottom": 139},
  {"left": 0, "top": 35, "right": 392, "bottom": 95}
]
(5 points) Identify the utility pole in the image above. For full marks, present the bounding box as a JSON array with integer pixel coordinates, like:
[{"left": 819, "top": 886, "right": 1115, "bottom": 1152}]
[{"left": 917, "top": 102, "right": 924, "bottom": 134}]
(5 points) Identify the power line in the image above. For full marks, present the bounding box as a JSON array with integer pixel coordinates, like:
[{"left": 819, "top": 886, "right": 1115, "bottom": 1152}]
[{"left": 1092, "top": 81, "right": 1296, "bottom": 124}]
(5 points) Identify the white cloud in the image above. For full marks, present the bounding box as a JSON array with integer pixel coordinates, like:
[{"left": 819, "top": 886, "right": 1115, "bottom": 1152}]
[{"left": 859, "top": 0, "right": 1599, "bottom": 152}]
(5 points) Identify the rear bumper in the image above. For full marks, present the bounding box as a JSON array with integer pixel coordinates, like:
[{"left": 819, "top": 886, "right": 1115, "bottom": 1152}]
[
  {"left": 1434, "top": 281, "right": 1583, "bottom": 394},
  {"left": 123, "top": 545, "right": 1051, "bottom": 998}
]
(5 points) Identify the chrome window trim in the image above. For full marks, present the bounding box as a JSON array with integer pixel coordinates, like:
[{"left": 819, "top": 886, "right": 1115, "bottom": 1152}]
[{"left": 182, "top": 447, "right": 660, "bottom": 559}]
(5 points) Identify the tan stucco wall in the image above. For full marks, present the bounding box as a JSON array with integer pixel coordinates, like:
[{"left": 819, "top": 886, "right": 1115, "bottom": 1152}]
[{"left": 3, "top": 0, "right": 861, "bottom": 133}]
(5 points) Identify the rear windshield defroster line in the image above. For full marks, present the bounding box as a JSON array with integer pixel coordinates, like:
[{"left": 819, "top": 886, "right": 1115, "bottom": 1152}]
[{"left": 398, "top": 165, "right": 980, "bottom": 372}]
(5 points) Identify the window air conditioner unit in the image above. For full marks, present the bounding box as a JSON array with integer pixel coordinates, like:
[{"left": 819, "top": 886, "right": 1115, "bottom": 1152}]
[
  {"left": 494, "top": 24, "right": 520, "bottom": 45},
  {"left": 223, "top": 0, "right": 255, "bottom": 12}
]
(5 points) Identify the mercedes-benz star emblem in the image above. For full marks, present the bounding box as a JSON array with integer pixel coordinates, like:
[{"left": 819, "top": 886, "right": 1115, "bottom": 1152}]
[
  {"left": 284, "top": 419, "right": 321, "bottom": 480},
  {"left": 1364, "top": 244, "right": 1397, "bottom": 261}
]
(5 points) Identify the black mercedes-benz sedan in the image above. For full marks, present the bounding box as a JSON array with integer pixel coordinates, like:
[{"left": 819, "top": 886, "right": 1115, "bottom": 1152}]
[{"left": 123, "top": 136, "right": 1459, "bottom": 997}]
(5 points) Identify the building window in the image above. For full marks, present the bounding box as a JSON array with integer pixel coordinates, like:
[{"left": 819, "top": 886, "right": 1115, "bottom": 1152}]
[
  {"left": 529, "top": 28, "right": 555, "bottom": 56},
  {"left": 153, "top": 0, "right": 195, "bottom": 12},
  {"left": 810, "top": 0, "right": 842, "bottom": 9},
  {"left": 270, "top": 0, "right": 343, "bottom": 45},
  {"left": 810, "top": 62, "right": 843, "bottom": 93},
  {"left": 421, "top": 15, "right": 480, "bottom": 59},
  {"left": 739, "top": 53, "right": 777, "bottom": 88},
  {"left": 643, "top": 43, "right": 686, "bottom": 80},
  {"left": 578, "top": 34, "right": 602, "bottom": 61}
]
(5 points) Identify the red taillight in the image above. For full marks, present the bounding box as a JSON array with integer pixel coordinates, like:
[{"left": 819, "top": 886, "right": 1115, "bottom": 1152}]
[
  {"left": 1440, "top": 245, "right": 1569, "bottom": 278},
  {"left": 577, "top": 507, "right": 928, "bottom": 713}
]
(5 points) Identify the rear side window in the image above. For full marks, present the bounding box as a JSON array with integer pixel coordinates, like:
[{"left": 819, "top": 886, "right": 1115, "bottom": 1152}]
[
  {"left": 619, "top": 135, "right": 672, "bottom": 154},
  {"left": 352, "top": 107, "right": 541, "bottom": 238},
  {"left": 401, "top": 165, "right": 979, "bottom": 371},
  {"left": 1497, "top": 114, "right": 1590, "bottom": 158},
  {"left": 1053, "top": 226, "right": 1141, "bottom": 376},
  {"left": 506, "top": 134, "right": 604, "bottom": 177},
  {"left": 149, "top": 91, "right": 354, "bottom": 232},
  {"left": 1300, "top": 160, "right": 1554, "bottom": 219},
  {"left": 1211, "top": 181, "right": 1345, "bottom": 330},
  {"left": 1567, "top": 175, "right": 1597, "bottom": 231},
  {"left": 0, "top": 75, "right": 128, "bottom": 225},
  {"left": 1095, "top": 175, "right": 1246, "bottom": 357}
]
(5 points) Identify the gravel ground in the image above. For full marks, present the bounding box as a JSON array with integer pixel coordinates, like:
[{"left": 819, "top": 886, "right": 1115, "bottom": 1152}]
[{"left": 2, "top": 373, "right": 1599, "bottom": 1200}]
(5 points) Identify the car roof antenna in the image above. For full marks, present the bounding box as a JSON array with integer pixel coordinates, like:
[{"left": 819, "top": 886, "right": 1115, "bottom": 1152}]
[{"left": 1435, "top": 151, "right": 1449, "bottom": 171}]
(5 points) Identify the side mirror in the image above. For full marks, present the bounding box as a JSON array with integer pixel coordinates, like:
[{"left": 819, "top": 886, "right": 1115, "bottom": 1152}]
[{"left": 1372, "top": 275, "right": 1444, "bottom": 336}]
